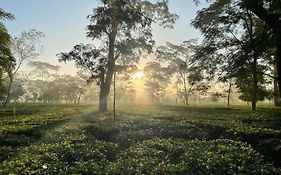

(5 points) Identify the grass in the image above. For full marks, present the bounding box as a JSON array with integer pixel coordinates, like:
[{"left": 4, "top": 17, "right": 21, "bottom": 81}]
[{"left": 0, "top": 103, "right": 280, "bottom": 174}]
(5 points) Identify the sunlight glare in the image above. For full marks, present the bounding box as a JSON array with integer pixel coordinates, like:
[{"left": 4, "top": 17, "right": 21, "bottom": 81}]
[{"left": 133, "top": 72, "right": 144, "bottom": 79}]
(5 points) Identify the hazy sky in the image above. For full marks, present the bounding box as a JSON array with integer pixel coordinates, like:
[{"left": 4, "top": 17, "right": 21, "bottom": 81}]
[{"left": 0, "top": 0, "right": 208, "bottom": 75}]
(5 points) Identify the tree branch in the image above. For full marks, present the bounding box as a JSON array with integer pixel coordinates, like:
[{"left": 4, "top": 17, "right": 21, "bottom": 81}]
[{"left": 248, "top": 4, "right": 281, "bottom": 31}]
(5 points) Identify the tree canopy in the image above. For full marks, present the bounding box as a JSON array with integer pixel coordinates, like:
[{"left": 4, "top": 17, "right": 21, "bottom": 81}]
[
  {"left": 59, "top": 0, "right": 178, "bottom": 112},
  {"left": 191, "top": 0, "right": 277, "bottom": 110},
  {"left": 0, "top": 9, "right": 15, "bottom": 97}
]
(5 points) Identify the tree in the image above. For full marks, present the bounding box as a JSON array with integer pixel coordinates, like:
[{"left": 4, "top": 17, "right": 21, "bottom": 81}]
[
  {"left": 28, "top": 61, "right": 60, "bottom": 81},
  {"left": 19, "top": 74, "right": 88, "bottom": 104},
  {"left": 3, "top": 29, "right": 44, "bottom": 107},
  {"left": 144, "top": 62, "right": 170, "bottom": 104},
  {"left": 21, "top": 62, "right": 61, "bottom": 103},
  {"left": 59, "top": 0, "right": 178, "bottom": 112},
  {"left": 192, "top": 0, "right": 273, "bottom": 111},
  {"left": 0, "top": 9, "right": 15, "bottom": 100},
  {"left": 61, "top": 76, "right": 88, "bottom": 104},
  {"left": 156, "top": 40, "right": 207, "bottom": 105},
  {"left": 194, "top": 0, "right": 281, "bottom": 100},
  {"left": 225, "top": 78, "right": 234, "bottom": 107},
  {"left": 244, "top": 1, "right": 281, "bottom": 98},
  {"left": 235, "top": 66, "right": 270, "bottom": 103}
]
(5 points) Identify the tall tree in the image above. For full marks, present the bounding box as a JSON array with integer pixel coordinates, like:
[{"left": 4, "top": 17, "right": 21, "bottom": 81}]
[
  {"left": 192, "top": 0, "right": 272, "bottom": 111},
  {"left": 3, "top": 29, "right": 44, "bottom": 107},
  {"left": 194, "top": 0, "right": 281, "bottom": 99},
  {"left": 0, "top": 9, "right": 15, "bottom": 100},
  {"left": 59, "top": 0, "right": 177, "bottom": 112},
  {"left": 144, "top": 62, "right": 170, "bottom": 104},
  {"left": 244, "top": 1, "right": 281, "bottom": 97},
  {"left": 156, "top": 40, "right": 207, "bottom": 105}
]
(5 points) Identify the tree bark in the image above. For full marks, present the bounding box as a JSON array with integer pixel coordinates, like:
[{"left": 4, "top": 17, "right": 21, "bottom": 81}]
[
  {"left": 227, "top": 79, "right": 232, "bottom": 107},
  {"left": 276, "top": 35, "right": 281, "bottom": 100},
  {"left": 273, "top": 63, "right": 281, "bottom": 106},
  {"left": 183, "top": 77, "right": 188, "bottom": 105},
  {"left": 99, "top": 84, "right": 108, "bottom": 112},
  {"left": 77, "top": 93, "right": 82, "bottom": 105},
  {"left": 113, "top": 69, "right": 116, "bottom": 119},
  {"left": 274, "top": 76, "right": 278, "bottom": 105},
  {"left": 3, "top": 76, "right": 13, "bottom": 107},
  {"left": 252, "top": 56, "right": 258, "bottom": 112},
  {"left": 98, "top": 20, "right": 118, "bottom": 112},
  {"left": 176, "top": 90, "right": 178, "bottom": 104}
]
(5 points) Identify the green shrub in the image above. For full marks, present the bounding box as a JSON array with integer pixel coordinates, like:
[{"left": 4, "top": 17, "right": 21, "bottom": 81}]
[
  {"left": 0, "top": 146, "right": 15, "bottom": 161},
  {"left": 0, "top": 134, "right": 35, "bottom": 147},
  {"left": 256, "top": 138, "right": 281, "bottom": 166},
  {"left": 0, "top": 140, "right": 119, "bottom": 174},
  {"left": 86, "top": 124, "right": 120, "bottom": 142},
  {"left": 86, "top": 118, "right": 207, "bottom": 148},
  {"left": 108, "top": 139, "right": 274, "bottom": 175}
]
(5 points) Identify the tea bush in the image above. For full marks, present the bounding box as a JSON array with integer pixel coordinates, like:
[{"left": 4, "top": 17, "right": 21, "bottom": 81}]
[
  {"left": 0, "top": 104, "right": 280, "bottom": 174},
  {"left": 108, "top": 139, "right": 274, "bottom": 175}
]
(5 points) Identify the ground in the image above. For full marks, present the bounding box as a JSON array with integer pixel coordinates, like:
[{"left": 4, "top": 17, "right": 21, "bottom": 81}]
[{"left": 0, "top": 104, "right": 280, "bottom": 174}]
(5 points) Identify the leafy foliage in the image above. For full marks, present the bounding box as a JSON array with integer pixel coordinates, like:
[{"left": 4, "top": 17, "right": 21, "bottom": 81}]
[
  {"left": 156, "top": 40, "right": 209, "bottom": 104},
  {"left": 58, "top": 0, "right": 178, "bottom": 111},
  {"left": 0, "top": 9, "right": 15, "bottom": 98},
  {"left": 143, "top": 62, "right": 170, "bottom": 103},
  {"left": 191, "top": 0, "right": 275, "bottom": 110},
  {"left": 59, "top": 44, "right": 106, "bottom": 85},
  {"left": 109, "top": 139, "right": 272, "bottom": 175},
  {"left": 28, "top": 61, "right": 60, "bottom": 81},
  {"left": 2, "top": 29, "right": 44, "bottom": 106},
  {"left": 0, "top": 104, "right": 280, "bottom": 174}
]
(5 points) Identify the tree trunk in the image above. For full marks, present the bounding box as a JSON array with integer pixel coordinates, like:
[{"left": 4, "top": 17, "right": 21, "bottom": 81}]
[
  {"left": 175, "top": 87, "right": 179, "bottom": 104},
  {"left": 77, "top": 93, "right": 82, "bottom": 105},
  {"left": 252, "top": 57, "right": 258, "bottom": 112},
  {"left": 113, "top": 70, "right": 116, "bottom": 119},
  {"left": 3, "top": 77, "right": 13, "bottom": 107},
  {"left": 183, "top": 77, "right": 188, "bottom": 105},
  {"left": 186, "top": 95, "right": 189, "bottom": 106},
  {"left": 98, "top": 21, "right": 118, "bottom": 112},
  {"left": 227, "top": 79, "right": 232, "bottom": 107},
  {"left": 276, "top": 34, "right": 281, "bottom": 100},
  {"left": 273, "top": 77, "right": 279, "bottom": 106},
  {"left": 274, "top": 63, "right": 281, "bottom": 106},
  {"left": 176, "top": 93, "right": 178, "bottom": 104},
  {"left": 99, "top": 85, "right": 108, "bottom": 112}
]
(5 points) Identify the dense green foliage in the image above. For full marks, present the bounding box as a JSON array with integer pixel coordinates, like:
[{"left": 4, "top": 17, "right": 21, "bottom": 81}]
[
  {"left": 0, "top": 104, "right": 280, "bottom": 174},
  {"left": 0, "top": 9, "right": 14, "bottom": 98}
]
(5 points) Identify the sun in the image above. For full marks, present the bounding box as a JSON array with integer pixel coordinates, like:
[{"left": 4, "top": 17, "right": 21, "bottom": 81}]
[{"left": 133, "top": 71, "right": 144, "bottom": 79}]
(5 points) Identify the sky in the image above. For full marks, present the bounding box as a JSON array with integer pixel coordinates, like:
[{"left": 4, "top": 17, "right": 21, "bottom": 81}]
[{"left": 0, "top": 0, "right": 208, "bottom": 75}]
